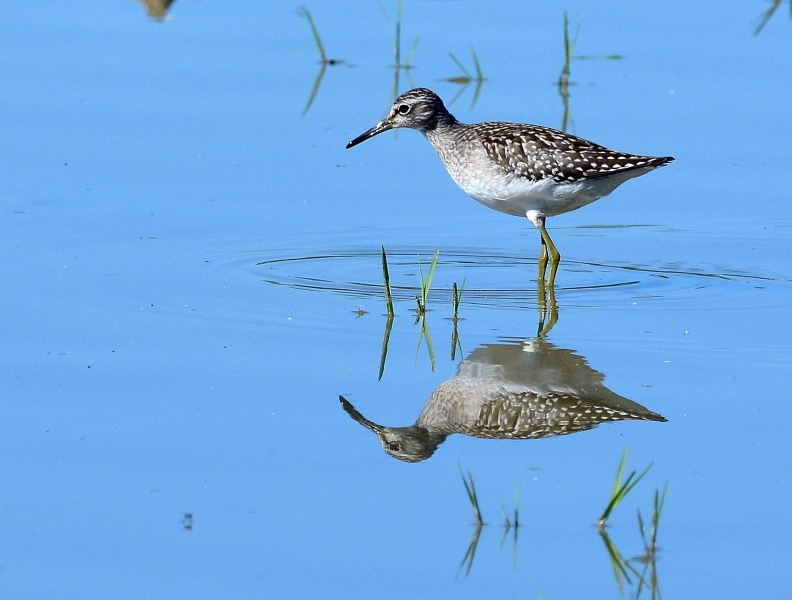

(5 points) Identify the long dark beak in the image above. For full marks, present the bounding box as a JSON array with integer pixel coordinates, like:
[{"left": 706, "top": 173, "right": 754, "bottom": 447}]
[
  {"left": 339, "top": 395, "right": 384, "bottom": 434},
  {"left": 346, "top": 120, "right": 393, "bottom": 149}
]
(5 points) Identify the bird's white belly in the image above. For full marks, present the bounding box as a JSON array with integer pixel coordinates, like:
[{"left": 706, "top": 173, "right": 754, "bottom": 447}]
[
  {"left": 440, "top": 144, "right": 651, "bottom": 218},
  {"left": 456, "top": 171, "right": 630, "bottom": 218}
]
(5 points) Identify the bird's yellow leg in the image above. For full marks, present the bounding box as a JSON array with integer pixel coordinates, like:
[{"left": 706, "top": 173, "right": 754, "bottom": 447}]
[
  {"left": 535, "top": 217, "right": 561, "bottom": 288},
  {"left": 537, "top": 237, "right": 549, "bottom": 286}
]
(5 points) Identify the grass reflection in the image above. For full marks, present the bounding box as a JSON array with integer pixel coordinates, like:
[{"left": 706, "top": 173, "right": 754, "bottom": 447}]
[
  {"left": 499, "top": 485, "right": 520, "bottom": 568},
  {"left": 415, "top": 314, "right": 436, "bottom": 372},
  {"left": 442, "top": 47, "right": 487, "bottom": 109},
  {"left": 298, "top": 7, "right": 348, "bottom": 115},
  {"left": 458, "top": 522, "right": 484, "bottom": 577},
  {"left": 377, "top": 313, "right": 394, "bottom": 381},
  {"left": 633, "top": 483, "right": 668, "bottom": 599},
  {"left": 600, "top": 529, "right": 644, "bottom": 595},
  {"left": 379, "top": 0, "right": 419, "bottom": 101},
  {"left": 457, "top": 470, "right": 521, "bottom": 577},
  {"left": 558, "top": 11, "right": 577, "bottom": 132},
  {"left": 754, "top": 0, "right": 792, "bottom": 35},
  {"left": 599, "top": 482, "right": 667, "bottom": 599},
  {"left": 450, "top": 316, "right": 463, "bottom": 361}
]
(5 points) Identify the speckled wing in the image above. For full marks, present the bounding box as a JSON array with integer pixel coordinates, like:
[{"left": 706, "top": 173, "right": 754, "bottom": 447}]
[
  {"left": 455, "top": 392, "right": 666, "bottom": 440},
  {"left": 477, "top": 122, "right": 673, "bottom": 183}
]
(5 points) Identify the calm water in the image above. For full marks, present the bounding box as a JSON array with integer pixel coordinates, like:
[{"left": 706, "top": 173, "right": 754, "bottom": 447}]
[{"left": 2, "top": 1, "right": 791, "bottom": 598}]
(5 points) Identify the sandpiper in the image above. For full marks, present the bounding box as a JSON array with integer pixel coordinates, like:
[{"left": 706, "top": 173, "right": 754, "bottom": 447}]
[{"left": 346, "top": 88, "right": 673, "bottom": 286}]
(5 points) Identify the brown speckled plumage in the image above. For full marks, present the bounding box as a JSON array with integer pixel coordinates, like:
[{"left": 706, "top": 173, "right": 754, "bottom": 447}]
[{"left": 477, "top": 122, "right": 673, "bottom": 183}]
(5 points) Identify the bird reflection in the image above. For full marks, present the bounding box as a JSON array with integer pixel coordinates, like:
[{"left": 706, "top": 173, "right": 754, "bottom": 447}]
[
  {"left": 341, "top": 339, "right": 665, "bottom": 462},
  {"left": 137, "top": 0, "right": 175, "bottom": 20}
]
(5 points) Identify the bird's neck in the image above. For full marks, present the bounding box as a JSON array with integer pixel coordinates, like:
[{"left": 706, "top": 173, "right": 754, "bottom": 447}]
[{"left": 421, "top": 110, "right": 460, "bottom": 137}]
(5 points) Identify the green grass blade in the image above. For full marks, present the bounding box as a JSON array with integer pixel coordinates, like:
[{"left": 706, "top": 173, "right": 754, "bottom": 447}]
[
  {"left": 459, "top": 468, "right": 482, "bottom": 525},
  {"left": 611, "top": 446, "right": 629, "bottom": 500},
  {"left": 381, "top": 246, "right": 394, "bottom": 317},
  {"left": 416, "top": 255, "right": 426, "bottom": 310},
  {"left": 423, "top": 249, "right": 439, "bottom": 304},
  {"left": 599, "top": 448, "right": 653, "bottom": 524},
  {"left": 619, "top": 462, "right": 653, "bottom": 502},
  {"left": 453, "top": 277, "right": 466, "bottom": 316}
]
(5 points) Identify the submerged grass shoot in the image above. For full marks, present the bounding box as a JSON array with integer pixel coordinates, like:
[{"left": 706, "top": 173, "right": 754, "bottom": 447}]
[{"left": 598, "top": 446, "right": 653, "bottom": 529}]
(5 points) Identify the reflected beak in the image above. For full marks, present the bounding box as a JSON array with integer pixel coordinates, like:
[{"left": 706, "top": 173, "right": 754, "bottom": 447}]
[
  {"left": 339, "top": 395, "right": 384, "bottom": 434},
  {"left": 346, "top": 120, "right": 393, "bottom": 149}
]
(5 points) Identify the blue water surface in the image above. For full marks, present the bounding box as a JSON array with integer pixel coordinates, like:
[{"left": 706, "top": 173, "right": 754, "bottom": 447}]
[{"left": 1, "top": 1, "right": 791, "bottom": 598}]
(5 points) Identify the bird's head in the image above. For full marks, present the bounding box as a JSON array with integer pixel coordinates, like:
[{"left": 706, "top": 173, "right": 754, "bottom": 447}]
[{"left": 346, "top": 88, "right": 454, "bottom": 148}]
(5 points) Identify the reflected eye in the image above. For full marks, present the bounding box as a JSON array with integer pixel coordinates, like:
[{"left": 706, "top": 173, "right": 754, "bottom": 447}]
[
  {"left": 388, "top": 442, "right": 401, "bottom": 452},
  {"left": 397, "top": 104, "right": 411, "bottom": 115}
]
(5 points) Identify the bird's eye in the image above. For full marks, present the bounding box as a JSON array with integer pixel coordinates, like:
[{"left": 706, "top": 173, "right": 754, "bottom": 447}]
[
  {"left": 397, "top": 104, "right": 411, "bottom": 115},
  {"left": 388, "top": 442, "right": 401, "bottom": 452}
]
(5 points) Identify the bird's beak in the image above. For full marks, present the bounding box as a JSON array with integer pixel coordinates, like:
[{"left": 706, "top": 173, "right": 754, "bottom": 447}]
[
  {"left": 346, "top": 120, "right": 393, "bottom": 149},
  {"left": 339, "top": 395, "right": 384, "bottom": 434}
]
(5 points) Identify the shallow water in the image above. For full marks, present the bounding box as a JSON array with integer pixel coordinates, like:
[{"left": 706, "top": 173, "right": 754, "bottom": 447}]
[{"left": 2, "top": 1, "right": 792, "bottom": 598}]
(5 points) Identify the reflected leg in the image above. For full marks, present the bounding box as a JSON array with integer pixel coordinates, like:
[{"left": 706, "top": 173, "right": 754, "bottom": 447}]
[{"left": 537, "top": 281, "right": 558, "bottom": 338}]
